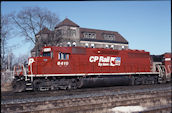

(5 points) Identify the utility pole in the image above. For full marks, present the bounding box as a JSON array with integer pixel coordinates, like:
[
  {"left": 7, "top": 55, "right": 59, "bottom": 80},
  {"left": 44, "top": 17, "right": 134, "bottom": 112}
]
[{"left": 7, "top": 49, "right": 13, "bottom": 71}]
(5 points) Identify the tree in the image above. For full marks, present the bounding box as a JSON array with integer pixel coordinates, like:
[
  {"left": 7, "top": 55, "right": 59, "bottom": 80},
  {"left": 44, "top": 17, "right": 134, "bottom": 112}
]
[
  {"left": 12, "top": 7, "right": 60, "bottom": 55},
  {"left": 1, "top": 14, "right": 13, "bottom": 69},
  {"left": 15, "top": 54, "right": 29, "bottom": 65}
]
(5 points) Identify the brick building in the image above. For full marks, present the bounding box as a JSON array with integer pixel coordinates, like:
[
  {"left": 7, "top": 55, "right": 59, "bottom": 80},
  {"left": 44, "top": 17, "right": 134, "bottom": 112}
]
[{"left": 31, "top": 18, "right": 128, "bottom": 56}]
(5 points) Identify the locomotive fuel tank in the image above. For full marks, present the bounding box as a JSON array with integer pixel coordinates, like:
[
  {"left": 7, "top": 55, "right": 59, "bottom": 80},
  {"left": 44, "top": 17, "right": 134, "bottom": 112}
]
[{"left": 81, "top": 76, "right": 130, "bottom": 88}]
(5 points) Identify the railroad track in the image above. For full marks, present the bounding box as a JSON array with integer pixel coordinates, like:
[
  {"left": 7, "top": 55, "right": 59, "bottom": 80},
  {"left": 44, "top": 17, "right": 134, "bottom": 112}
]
[
  {"left": 1, "top": 83, "right": 171, "bottom": 113},
  {"left": 1, "top": 83, "right": 170, "bottom": 101}
]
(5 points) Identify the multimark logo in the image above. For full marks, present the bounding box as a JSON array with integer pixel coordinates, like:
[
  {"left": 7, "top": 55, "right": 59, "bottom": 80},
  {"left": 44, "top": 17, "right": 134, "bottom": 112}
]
[{"left": 89, "top": 56, "right": 121, "bottom": 66}]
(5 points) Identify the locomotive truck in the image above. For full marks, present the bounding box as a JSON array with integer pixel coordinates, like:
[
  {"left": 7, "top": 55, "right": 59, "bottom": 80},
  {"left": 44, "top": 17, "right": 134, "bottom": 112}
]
[{"left": 12, "top": 46, "right": 171, "bottom": 92}]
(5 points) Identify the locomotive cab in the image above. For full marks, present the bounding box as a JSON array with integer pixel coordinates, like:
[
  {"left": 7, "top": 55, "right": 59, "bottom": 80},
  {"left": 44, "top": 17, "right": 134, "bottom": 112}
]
[
  {"left": 28, "top": 46, "right": 72, "bottom": 76},
  {"left": 28, "top": 47, "right": 53, "bottom": 75}
]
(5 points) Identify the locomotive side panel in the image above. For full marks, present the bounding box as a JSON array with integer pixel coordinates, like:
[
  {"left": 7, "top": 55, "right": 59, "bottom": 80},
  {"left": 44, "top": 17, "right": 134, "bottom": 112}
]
[
  {"left": 86, "top": 49, "right": 122, "bottom": 74},
  {"left": 163, "top": 53, "right": 171, "bottom": 74},
  {"left": 163, "top": 53, "right": 171, "bottom": 81},
  {"left": 28, "top": 47, "right": 152, "bottom": 76},
  {"left": 71, "top": 48, "right": 152, "bottom": 75},
  {"left": 127, "top": 51, "right": 151, "bottom": 72}
]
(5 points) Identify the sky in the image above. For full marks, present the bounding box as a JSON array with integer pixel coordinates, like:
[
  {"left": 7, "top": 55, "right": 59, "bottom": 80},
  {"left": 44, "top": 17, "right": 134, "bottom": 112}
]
[{"left": 1, "top": 1, "right": 171, "bottom": 57}]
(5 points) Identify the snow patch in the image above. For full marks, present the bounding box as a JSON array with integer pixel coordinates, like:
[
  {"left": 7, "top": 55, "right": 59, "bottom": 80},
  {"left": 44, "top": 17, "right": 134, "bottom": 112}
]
[{"left": 109, "top": 106, "right": 147, "bottom": 113}]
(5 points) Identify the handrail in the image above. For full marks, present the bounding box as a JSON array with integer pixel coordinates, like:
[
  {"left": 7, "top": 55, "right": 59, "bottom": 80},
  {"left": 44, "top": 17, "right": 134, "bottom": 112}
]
[{"left": 13, "top": 63, "right": 27, "bottom": 77}]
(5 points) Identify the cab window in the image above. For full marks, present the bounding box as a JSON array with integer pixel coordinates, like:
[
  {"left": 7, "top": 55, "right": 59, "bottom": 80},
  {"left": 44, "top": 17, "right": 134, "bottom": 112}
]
[
  {"left": 43, "top": 52, "right": 51, "bottom": 57},
  {"left": 58, "top": 52, "right": 69, "bottom": 60}
]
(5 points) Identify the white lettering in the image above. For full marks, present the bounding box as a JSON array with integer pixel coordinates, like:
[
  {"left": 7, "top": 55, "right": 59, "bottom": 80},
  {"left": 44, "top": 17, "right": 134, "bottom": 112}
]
[
  {"left": 89, "top": 56, "right": 121, "bottom": 67},
  {"left": 28, "top": 58, "right": 35, "bottom": 65},
  {"left": 99, "top": 56, "right": 104, "bottom": 62},
  {"left": 94, "top": 56, "right": 99, "bottom": 62},
  {"left": 89, "top": 56, "right": 95, "bottom": 62},
  {"left": 57, "top": 61, "right": 69, "bottom": 66},
  {"left": 57, "top": 61, "right": 61, "bottom": 65}
]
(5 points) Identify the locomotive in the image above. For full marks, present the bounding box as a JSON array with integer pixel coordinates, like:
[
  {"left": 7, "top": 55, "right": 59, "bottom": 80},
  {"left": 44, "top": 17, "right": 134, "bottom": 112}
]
[{"left": 12, "top": 46, "right": 171, "bottom": 92}]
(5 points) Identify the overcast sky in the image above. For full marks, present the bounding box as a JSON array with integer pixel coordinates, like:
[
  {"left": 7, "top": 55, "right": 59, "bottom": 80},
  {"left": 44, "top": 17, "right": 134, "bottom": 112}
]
[{"left": 1, "top": 1, "right": 171, "bottom": 57}]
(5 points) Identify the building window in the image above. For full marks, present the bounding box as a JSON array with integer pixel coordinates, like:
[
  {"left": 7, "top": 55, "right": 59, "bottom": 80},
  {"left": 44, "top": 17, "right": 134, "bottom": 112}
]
[
  {"left": 103, "top": 34, "right": 115, "bottom": 41},
  {"left": 55, "top": 29, "right": 62, "bottom": 37},
  {"left": 83, "top": 32, "right": 96, "bottom": 39},
  {"left": 68, "top": 29, "right": 76, "bottom": 37}
]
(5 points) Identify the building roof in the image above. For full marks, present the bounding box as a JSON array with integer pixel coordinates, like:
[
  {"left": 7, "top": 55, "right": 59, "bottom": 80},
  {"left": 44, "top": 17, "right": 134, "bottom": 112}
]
[
  {"left": 80, "top": 27, "right": 128, "bottom": 44},
  {"left": 55, "top": 18, "right": 79, "bottom": 28}
]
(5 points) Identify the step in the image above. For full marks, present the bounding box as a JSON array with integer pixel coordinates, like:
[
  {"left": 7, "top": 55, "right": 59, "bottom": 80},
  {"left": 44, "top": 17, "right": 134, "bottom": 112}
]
[
  {"left": 26, "top": 83, "right": 32, "bottom": 85},
  {"left": 26, "top": 87, "right": 33, "bottom": 90}
]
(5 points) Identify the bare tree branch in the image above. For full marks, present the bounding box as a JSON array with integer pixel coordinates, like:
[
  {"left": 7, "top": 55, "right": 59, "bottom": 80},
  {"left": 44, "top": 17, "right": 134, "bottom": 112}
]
[
  {"left": 12, "top": 16, "right": 36, "bottom": 44},
  {"left": 1, "top": 14, "right": 13, "bottom": 69},
  {"left": 11, "top": 7, "right": 60, "bottom": 56},
  {"left": 12, "top": 7, "right": 59, "bottom": 45}
]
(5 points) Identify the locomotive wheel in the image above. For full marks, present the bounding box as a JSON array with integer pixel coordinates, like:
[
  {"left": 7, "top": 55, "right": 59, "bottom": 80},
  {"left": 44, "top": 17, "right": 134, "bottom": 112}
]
[
  {"left": 33, "top": 79, "right": 42, "bottom": 91},
  {"left": 134, "top": 77, "right": 142, "bottom": 85},
  {"left": 68, "top": 79, "right": 78, "bottom": 90},
  {"left": 146, "top": 76, "right": 154, "bottom": 84},
  {"left": 76, "top": 78, "right": 83, "bottom": 88},
  {"left": 153, "top": 76, "right": 158, "bottom": 84},
  {"left": 65, "top": 79, "right": 83, "bottom": 90},
  {"left": 12, "top": 80, "right": 26, "bottom": 92}
]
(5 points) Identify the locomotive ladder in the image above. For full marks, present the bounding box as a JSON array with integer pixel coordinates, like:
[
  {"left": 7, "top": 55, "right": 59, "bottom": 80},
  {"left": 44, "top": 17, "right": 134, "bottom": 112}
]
[
  {"left": 156, "top": 64, "right": 167, "bottom": 83},
  {"left": 13, "top": 64, "right": 33, "bottom": 91}
]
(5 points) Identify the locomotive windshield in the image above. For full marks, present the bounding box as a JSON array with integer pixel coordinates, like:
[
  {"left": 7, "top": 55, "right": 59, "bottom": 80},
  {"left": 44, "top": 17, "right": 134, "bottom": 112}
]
[
  {"left": 42, "top": 48, "right": 52, "bottom": 57},
  {"left": 43, "top": 52, "right": 51, "bottom": 57}
]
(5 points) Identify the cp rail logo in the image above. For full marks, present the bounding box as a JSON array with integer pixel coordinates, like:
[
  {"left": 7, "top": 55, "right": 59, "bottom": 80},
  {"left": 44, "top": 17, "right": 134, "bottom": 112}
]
[{"left": 89, "top": 56, "right": 121, "bottom": 66}]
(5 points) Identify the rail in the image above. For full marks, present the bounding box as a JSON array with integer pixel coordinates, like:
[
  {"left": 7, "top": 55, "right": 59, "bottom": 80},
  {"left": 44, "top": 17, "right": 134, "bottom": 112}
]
[{"left": 1, "top": 84, "right": 171, "bottom": 113}]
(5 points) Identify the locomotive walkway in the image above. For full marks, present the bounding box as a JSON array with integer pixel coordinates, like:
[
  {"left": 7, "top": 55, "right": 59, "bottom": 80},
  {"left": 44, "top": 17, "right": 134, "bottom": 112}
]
[{"left": 1, "top": 83, "right": 171, "bottom": 113}]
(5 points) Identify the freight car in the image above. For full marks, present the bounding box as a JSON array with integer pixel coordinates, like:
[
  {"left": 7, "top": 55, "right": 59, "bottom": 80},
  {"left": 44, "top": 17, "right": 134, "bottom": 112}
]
[{"left": 12, "top": 46, "right": 171, "bottom": 92}]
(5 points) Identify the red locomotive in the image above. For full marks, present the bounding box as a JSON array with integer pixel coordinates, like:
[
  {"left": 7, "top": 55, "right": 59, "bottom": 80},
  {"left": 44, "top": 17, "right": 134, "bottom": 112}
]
[{"left": 12, "top": 46, "right": 171, "bottom": 92}]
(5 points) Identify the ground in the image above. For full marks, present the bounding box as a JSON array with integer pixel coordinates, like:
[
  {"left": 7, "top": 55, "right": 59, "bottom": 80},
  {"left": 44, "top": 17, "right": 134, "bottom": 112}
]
[{"left": 1, "top": 82, "right": 13, "bottom": 92}]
